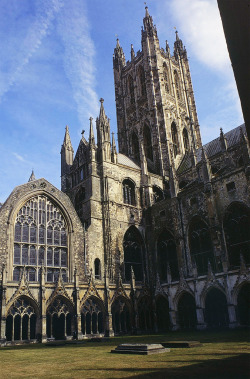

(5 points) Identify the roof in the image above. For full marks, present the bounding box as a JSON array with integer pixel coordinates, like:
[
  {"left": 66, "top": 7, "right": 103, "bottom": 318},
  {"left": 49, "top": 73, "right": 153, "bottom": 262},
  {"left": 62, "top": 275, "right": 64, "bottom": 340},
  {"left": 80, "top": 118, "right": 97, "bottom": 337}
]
[
  {"left": 197, "top": 124, "right": 246, "bottom": 161},
  {"left": 117, "top": 153, "right": 141, "bottom": 170}
]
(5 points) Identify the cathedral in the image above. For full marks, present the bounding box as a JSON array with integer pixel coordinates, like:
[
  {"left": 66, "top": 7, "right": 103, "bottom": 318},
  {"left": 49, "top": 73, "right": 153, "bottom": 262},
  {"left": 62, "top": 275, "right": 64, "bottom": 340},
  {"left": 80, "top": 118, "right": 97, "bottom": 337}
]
[{"left": 0, "top": 8, "right": 249, "bottom": 345}]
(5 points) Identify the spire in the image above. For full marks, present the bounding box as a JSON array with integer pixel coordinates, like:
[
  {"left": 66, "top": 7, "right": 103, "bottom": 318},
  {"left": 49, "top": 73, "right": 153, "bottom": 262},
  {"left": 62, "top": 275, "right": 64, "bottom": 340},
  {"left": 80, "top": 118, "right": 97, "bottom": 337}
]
[
  {"left": 99, "top": 98, "right": 106, "bottom": 120},
  {"left": 111, "top": 132, "right": 118, "bottom": 164},
  {"left": 28, "top": 169, "right": 36, "bottom": 182},
  {"left": 96, "top": 98, "right": 111, "bottom": 161},
  {"left": 174, "top": 30, "right": 184, "bottom": 56},
  {"left": 142, "top": 6, "right": 157, "bottom": 37},
  {"left": 89, "top": 117, "right": 95, "bottom": 146},
  {"left": 62, "top": 125, "right": 73, "bottom": 151},
  {"left": 131, "top": 44, "right": 135, "bottom": 60},
  {"left": 113, "top": 38, "right": 125, "bottom": 69}
]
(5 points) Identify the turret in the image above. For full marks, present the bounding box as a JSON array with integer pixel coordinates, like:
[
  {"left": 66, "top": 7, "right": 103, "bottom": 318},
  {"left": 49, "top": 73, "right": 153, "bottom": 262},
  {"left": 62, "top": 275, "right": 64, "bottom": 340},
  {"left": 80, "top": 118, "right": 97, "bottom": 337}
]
[
  {"left": 61, "top": 125, "right": 74, "bottom": 192},
  {"left": 113, "top": 38, "right": 125, "bottom": 70},
  {"left": 89, "top": 117, "right": 96, "bottom": 161}
]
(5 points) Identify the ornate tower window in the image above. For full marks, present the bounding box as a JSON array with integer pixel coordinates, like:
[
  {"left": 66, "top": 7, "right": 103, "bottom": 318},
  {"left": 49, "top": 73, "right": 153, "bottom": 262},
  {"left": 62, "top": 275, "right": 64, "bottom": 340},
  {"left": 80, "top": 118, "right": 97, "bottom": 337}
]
[
  {"left": 163, "top": 63, "right": 170, "bottom": 94},
  {"left": 138, "top": 65, "right": 146, "bottom": 97},
  {"left": 94, "top": 258, "right": 101, "bottom": 280},
  {"left": 13, "top": 195, "right": 68, "bottom": 282},
  {"left": 128, "top": 74, "right": 135, "bottom": 105},
  {"left": 143, "top": 124, "right": 153, "bottom": 161},
  {"left": 171, "top": 122, "right": 179, "bottom": 157},
  {"left": 131, "top": 132, "right": 140, "bottom": 163},
  {"left": 174, "top": 70, "right": 181, "bottom": 100},
  {"left": 123, "top": 179, "right": 136, "bottom": 206},
  {"left": 183, "top": 128, "right": 189, "bottom": 151}
]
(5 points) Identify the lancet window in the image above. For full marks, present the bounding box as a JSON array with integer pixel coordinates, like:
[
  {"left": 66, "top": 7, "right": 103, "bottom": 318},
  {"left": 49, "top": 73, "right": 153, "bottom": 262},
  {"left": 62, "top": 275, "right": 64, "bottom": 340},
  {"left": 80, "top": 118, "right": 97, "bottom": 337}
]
[
  {"left": 163, "top": 63, "right": 170, "bottom": 94},
  {"left": 138, "top": 65, "right": 146, "bottom": 97},
  {"left": 183, "top": 128, "right": 189, "bottom": 151},
  {"left": 171, "top": 122, "right": 179, "bottom": 157},
  {"left": 128, "top": 75, "right": 135, "bottom": 105},
  {"left": 174, "top": 70, "right": 181, "bottom": 100},
  {"left": 13, "top": 195, "right": 68, "bottom": 282},
  {"left": 123, "top": 179, "right": 136, "bottom": 206},
  {"left": 143, "top": 124, "right": 153, "bottom": 161}
]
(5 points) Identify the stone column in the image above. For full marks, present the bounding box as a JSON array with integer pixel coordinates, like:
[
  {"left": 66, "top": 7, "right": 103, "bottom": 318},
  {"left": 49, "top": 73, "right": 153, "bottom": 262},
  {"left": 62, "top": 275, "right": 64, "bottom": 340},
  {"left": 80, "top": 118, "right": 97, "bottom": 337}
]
[
  {"left": 228, "top": 304, "right": 238, "bottom": 328},
  {"left": 169, "top": 309, "right": 179, "bottom": 331}
]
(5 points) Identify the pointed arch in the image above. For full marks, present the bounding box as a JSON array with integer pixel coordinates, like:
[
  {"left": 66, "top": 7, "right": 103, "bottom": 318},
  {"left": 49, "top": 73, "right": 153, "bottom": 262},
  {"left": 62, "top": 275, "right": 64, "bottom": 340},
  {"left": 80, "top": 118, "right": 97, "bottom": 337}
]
[
  {"left": 204, "top": 288, "right": 229, "bottom": 328},
  {"left": 155, "top": 295, "right": 171, "bottom": 331},
  {"left": 223, "top": 202, "right": 250, "bottom": 268},
  {"left": 157, "top": 229, "right": 179, "bottom": 282},
  {"left": 177, "top": 292, "right": 197, "bottom": 329},
  {"left": 46, "top": 296, "right": 75, "bottom": 339},
  {"left": 81, "top": 296, "right": 105, "bottom": 335},
  {"left": 171, "top": 122, "right": 179, "bottom": 157},
  {"left": 138, "top": 296, "right": 153, "bottom": 332},
  {"left": 94, "top": 258, "right": 101, "bottom": 280},
  {"left": 123, "top": 226, "right": 144, "bottom": 281},
  {"left": 188, "top": 216, "right": 215, "bottom": 275},
  {"left": 122, "top": 178, "right": 136, "bottom": 206},
  {"left": 143, "top": 123, "right": 153, "bottom": 161},
  {"left": 236, "top": 282, "right": 250, "bottom": 326},
  {"left": 111, "top": 296, "right": 132, "bottom": 335}
]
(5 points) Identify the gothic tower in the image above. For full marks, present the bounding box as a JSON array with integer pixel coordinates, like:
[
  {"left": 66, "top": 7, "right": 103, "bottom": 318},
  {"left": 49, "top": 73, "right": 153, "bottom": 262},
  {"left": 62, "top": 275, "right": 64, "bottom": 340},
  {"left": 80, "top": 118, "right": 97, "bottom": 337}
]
[{"left": 113, "top": 7, "right": 202, "bottom": 189}]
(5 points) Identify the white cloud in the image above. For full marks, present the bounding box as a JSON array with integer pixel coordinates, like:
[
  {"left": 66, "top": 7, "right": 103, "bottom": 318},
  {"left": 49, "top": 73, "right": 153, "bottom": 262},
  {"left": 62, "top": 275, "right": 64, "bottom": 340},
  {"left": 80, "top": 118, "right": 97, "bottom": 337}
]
[
  {"left": 57, "top": 0, "right": 99, "bottom": 131},
  {"left": 12, "top": 152, "right": 25, "bottom": 162},
  {"left": 0, "top": 0, "right": 64, "bottom": 103}
]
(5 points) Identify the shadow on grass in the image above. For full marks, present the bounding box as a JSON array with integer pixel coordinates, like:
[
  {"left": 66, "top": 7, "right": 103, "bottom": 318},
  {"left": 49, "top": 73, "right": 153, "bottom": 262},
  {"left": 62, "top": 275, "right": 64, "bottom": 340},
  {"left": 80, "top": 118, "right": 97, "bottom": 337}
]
[{"left": 72, "top": 353, "right": 250, "bottom": 378}]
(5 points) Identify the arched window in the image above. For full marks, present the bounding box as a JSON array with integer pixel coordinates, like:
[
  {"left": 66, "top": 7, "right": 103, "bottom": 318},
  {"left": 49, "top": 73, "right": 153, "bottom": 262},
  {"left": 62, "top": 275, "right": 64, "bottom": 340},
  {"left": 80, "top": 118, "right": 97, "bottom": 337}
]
[
  {"left": 171, "top": 122, "right": 179, "bottom": 157},
  {"left": 143, "top": 124, "right": 153, "bottom": 161},
  {"left": 152, "top": 186, "right": 164, "bottom": 203},
  {"left": 138, "top": 65, "right": 146, "bottom": 97},
  {"left": 189, "top": 218, "right": 215, "bottom": 275},
  {"left": 123, "top": 179, "right": 136, "bottom": 206},
  {"left": 174, "top": 70, "right": 181, "bottom": 100},
  {"left": 128, "top": 75, "right": 135, "bottom": 105},
  {"left": 157, "top": 230, "right": 179, "bottom": 281},
  {"left": 123, "top": 227, "right": 144, "bottom": 281},
  {"left": 183, "top": 128, "right": 189, "bottom": 151},
  {"left": 131, "top": 132, "right": 140, "bottom": 163},
  {"left": 223, "top": 203, "right": 250, "bottom": 268},
  {"left": 13, "top": 195, "right": 68, "bottom": 282},
  {"left": 94, "top": 258, "right": 101, "bottom": 280},
  {"left": 163, "top": 63, "right": 170, "bottom": 94}
]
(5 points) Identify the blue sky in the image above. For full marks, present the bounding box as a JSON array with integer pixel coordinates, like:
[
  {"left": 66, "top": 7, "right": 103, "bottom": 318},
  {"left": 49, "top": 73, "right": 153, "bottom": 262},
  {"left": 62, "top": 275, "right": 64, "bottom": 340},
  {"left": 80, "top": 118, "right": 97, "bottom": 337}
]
[{"left": 0, "top": 0, "right": 244, "bottom": 203}]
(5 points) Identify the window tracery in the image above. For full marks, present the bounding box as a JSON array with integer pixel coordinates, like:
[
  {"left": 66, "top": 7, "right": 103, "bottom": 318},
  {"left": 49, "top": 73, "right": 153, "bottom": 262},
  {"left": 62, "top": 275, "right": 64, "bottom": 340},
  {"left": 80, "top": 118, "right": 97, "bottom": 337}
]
[
  {"left": 123, "top": 179, "right": 136, "bottom": 206},
  {"left": 171, "top": 122, "right": 179, "bottom": 157},
  {"left": 13, "top": 195, "right": 68, "bottom": 282},
  {"left": 157, "top": 230, "right": 179, "bottom": 281},
  {"left": 123, "top": 226, "right": 144, "bottom": 281}
]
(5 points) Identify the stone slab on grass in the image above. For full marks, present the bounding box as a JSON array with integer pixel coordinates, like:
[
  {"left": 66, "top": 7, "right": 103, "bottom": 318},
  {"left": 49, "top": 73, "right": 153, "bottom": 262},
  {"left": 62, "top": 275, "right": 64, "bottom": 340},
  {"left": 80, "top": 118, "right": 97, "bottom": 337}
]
[
  {"left": 111, "top": 343, "right": 170, "bottom": 355},
  {"left": 161, "top": 341, "right": 202, "bottom": 348}
]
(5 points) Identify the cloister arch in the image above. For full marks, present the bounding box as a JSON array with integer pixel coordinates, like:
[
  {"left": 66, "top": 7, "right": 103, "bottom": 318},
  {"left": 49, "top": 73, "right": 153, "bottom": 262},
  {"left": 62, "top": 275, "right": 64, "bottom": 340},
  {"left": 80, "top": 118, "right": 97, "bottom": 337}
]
[
  {"left": 177, "top": 292, "right": 197, "bottom": 329},
  {"left": 236, "top": 282, "right": 250, "bottom": 326},
  {"left": 155, "top": 295, "right": 171, "bottom": 332},
  {"left": 138, "top": 296, "right": 153, "bottom": 332},
  {"left": 81, "top": 296, "right": 105, "bottom": 335},
  {"left": 46, "top": 296, "right": 74, "bottom": 340},
  {"left": 204, "top": 288, "right": 229, "bottom": 328},
  {"left": 111, "top": 296, "right": 132, "bottom": 335},
  {"left": 6, "top": 296, "right": 39, "bottom": 342}
]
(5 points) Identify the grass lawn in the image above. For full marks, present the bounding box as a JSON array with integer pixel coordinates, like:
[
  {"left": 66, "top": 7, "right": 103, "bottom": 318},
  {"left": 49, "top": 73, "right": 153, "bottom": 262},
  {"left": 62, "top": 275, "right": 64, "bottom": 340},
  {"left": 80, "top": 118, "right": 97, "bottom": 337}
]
[{"left": 0, "top": 329, "right": 249, "bottom": 378}]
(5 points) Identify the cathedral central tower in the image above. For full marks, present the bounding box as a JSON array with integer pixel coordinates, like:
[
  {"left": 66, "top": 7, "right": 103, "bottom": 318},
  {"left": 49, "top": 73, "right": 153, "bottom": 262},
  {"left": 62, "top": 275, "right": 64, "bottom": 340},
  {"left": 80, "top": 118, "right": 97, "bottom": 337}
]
[{"left": 113, "top": 7, "right": 202, "bottom": 182}]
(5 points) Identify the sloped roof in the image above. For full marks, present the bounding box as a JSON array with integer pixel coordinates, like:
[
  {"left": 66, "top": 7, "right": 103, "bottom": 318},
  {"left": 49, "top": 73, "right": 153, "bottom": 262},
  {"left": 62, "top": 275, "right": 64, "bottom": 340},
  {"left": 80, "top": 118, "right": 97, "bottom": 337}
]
[
  {"left": 197, "top": 124, "right": 246, "bottom": 161},
  {"left": 117, "top": 153, "right": 141, "bottom": 170}
]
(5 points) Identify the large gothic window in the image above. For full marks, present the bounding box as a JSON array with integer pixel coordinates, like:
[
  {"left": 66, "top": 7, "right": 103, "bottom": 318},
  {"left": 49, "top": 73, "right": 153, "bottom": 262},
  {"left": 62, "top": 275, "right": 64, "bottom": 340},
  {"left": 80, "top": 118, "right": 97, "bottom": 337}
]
[
  {"left": 138, "top": 65, "right": 146, "bottom": 97},
  {"left": 13, "top": 196, "right": 68, "bottom": 282},
  {"left": 171, "top": 122, "right": 179, "bottom": 158},
  {"left": 223, "top": 203, "right": 250, "bottom": 268},
  {"left": 157, "top": 230, "right": 179, "bottom": 282},
  {"left": 189, "top": 218, "right": 215, "bottom": 275},
  {"left": 143, "top": 124, "right": 153, "bottom": 161},
  {"left": 123, "top": 226, "right": 144, "bottom": 281},
  {"left": 131, "top": 132, "right": 140, "bottom": 163},
  {"left": 128, "top": 75, "right": 135, "bottom": 105},
  {"left": 123, "top": 179, "right": 136, "bottom": 206}
]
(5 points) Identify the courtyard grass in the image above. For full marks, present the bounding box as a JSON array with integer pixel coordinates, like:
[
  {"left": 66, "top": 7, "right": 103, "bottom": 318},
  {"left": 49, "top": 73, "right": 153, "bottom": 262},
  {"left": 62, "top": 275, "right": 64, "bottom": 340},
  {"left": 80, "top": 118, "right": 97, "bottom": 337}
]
[{"left": 0, "top": 329, "right": 249, "bottom": 378}]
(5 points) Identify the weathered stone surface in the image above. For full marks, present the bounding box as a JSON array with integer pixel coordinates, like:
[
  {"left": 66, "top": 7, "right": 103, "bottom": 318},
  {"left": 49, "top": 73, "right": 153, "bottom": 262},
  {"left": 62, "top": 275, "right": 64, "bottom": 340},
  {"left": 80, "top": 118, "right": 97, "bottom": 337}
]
[{"left": 111, "top": 343, "right": 170, "bottom": 355}]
